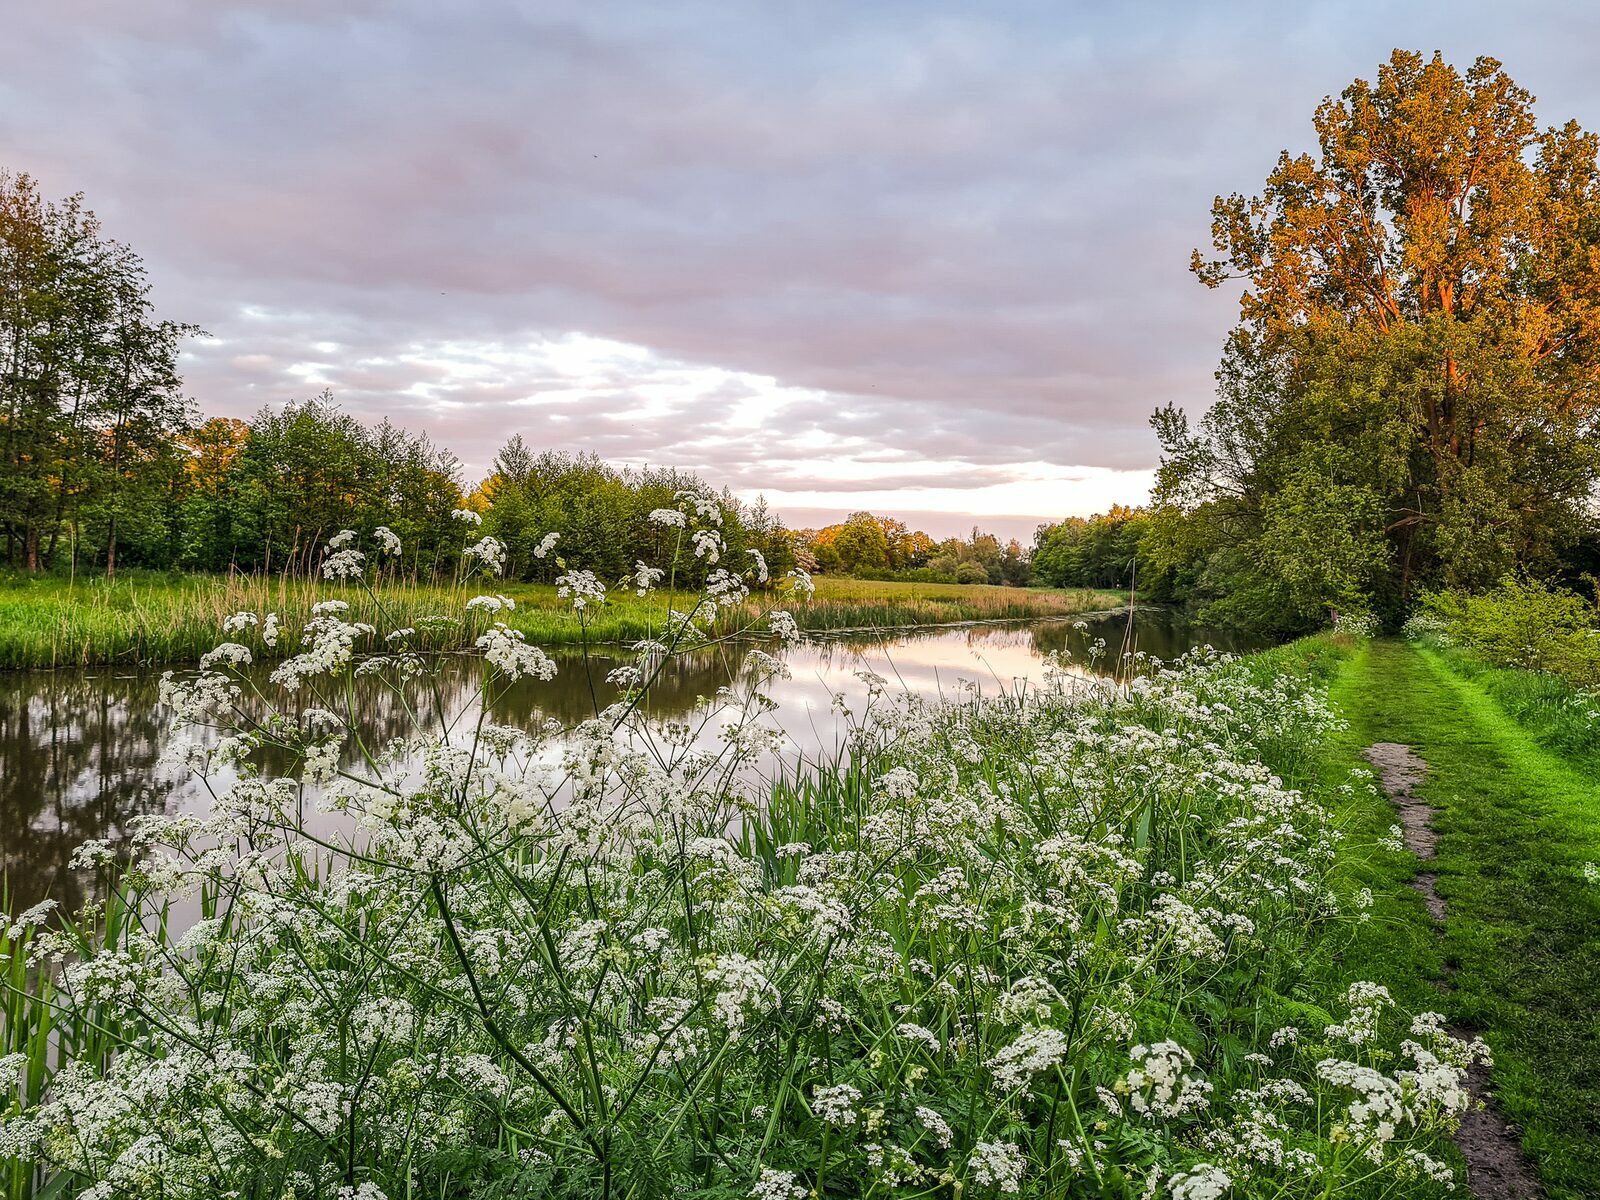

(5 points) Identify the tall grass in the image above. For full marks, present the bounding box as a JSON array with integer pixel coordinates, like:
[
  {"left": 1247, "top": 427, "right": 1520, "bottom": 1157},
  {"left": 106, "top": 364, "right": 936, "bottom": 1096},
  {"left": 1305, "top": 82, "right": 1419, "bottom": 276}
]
[
  {"left": 0, "top": 885, "right": 135, "bottom": 1200},
  {"left": 0, "top": 571, "right": 1121, "bottom": 670}
]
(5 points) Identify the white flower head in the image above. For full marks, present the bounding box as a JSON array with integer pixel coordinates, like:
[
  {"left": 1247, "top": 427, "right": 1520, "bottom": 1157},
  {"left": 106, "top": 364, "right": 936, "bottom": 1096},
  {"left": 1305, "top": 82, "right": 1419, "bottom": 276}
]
[
  {"left": 463, "top": 536, "right": 507, "bottom": 576},
  {"left": 692, "top": 528, "right": 723, "bottom": 564},
  {"left": 556, "top": 569, "right": 606, "bottom": 610},
  {"left": 969, "top": 1140, "right": 1024, "bottom": 1193}
]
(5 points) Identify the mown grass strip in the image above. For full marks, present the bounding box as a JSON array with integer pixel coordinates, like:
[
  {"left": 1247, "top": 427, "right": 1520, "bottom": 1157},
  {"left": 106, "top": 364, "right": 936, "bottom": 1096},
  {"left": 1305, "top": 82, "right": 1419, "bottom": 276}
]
[{"left": 1333, "top": 639, "right": 1600, "bottom": 1200}]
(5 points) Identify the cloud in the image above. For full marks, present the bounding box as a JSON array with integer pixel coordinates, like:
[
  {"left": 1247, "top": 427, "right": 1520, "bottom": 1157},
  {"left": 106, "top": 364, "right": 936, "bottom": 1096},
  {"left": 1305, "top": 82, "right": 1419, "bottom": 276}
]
[{"left": 3, "top": 0, "right": 1598, "bottom": 527}]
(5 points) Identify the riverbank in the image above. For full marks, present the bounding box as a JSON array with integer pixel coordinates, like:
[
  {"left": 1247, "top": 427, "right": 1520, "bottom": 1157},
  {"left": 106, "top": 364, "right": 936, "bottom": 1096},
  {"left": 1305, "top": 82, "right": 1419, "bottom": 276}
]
[
  {"left": 0, "top": 572, "right": 1123, "bottom": 670},
  {"left": 1330, "top": 639, "right": 1600, "bottom": 1198},
  {"left": 1, "top": 628, "right": 1486, "bottom": 1197}
]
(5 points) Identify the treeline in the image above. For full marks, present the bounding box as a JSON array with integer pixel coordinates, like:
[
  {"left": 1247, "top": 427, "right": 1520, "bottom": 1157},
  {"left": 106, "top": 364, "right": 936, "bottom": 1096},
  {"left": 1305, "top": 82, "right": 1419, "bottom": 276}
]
[
  {"left": 792, "top": 512, "right": 1032, "bottom": 585},
  {"left": 6, "top": 387, "right": 796, "bottom": 584},
  {"left": 469, "top": 435, "right": 793, "bottom": 584},
  {"left": 1144, "top": 52, "right": 1600, "bottom": 634}
]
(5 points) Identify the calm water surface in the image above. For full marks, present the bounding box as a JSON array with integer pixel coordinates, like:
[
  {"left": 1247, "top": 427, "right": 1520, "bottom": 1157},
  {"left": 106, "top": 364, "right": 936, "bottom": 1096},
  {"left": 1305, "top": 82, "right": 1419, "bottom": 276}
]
[{"left": 0, "top": 610, "right": 1265, "bottom": 914}]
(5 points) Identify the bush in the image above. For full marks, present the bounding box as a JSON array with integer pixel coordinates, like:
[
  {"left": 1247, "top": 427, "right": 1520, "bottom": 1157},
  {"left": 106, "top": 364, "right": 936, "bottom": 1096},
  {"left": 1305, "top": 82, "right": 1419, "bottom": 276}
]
[{"left": 1418, "top": 577, "right": 1600, "bottom": 689}]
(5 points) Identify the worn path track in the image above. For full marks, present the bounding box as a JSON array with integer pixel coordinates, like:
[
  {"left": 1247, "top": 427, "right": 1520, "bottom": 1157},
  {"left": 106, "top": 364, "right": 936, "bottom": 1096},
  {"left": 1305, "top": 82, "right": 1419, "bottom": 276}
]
[
  {"left": 1337, "top": 641, "right": 1600, "bottom": 1199},
  {"left": 1361, "top": 740, "right": 1537, "bottom": 1199}
]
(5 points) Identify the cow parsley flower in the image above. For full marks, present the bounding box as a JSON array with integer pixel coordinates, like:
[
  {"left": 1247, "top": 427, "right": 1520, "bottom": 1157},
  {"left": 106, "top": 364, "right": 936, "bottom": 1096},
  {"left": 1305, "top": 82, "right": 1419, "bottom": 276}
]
[
  {"left": 675, "top": 490, "right": 722, "bottom": 525},
  {"left": 451, "top": 507, "right": 482, "bottom": 525},
  {"left": 812, "top": 1083, "right": 862, "bottom": 1128},
  {"left": 463, "top": 536, "right": 506, "bottom": 575},
  {"left": 692, "top": 528, "right": 722, "bottom": 563},
  {"left": 769, "top": 610, "right": 802, "bottom": 646},
  {"left": 992, "top": 1027, "right": 1071, "bottom": 1093},
  {"left": 748, "top": 1168, "right": 805, "bottom": 1200},
  {"left": 1123, "top": 1041, "right": 1211, "bottom": 1117},
  {"left": 557, "top": 569, "right": 606, "bottom": 610},
  {"left": 969, "top": 1140, "right": 1024, "bottom": 1193},
  {"left": 221, "top": 611, "right": 258, "bottom": 634},
  {"left": 475, "top": 624, "right": 557, "bottom": 682},
  {"left": 374, "top": 525, "right": 401, "bottom": 555},
  {"left": 1316, "top": 1059, "right": 1405, "bottom": 1149},
  {"left": 533, "top": 532, "right": 561, "bottom": 558},
  {"left": 1167, "top": 1163, "right": 1231, "bottom": 1200},
  {"left": 199, "top": 642, "right": 252, "bottom": 671},
  {"left": 322, "top": 548, "right": 366, "bottom": 580},
  {"left": 648, "top": 508, "right": 687, "bottom": 528},
  {"left": 632, "top": 561, "right": 665, "bottom": 596},
  {"left": 915, "top": 1105, "right": 954, "bottom": 1149}
]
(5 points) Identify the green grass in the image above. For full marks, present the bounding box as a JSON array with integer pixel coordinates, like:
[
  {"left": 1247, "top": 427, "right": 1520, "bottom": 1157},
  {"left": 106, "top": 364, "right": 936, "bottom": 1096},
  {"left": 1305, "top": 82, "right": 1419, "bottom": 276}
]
[
  {"left": 1422, "top": 642, "right": 1600, "bottom": 768},
  {"left": 0, "top": 571, "right": 1123, "bottom": 670},
  {"left": 1330, "top": 639, "right": 1600, "bottom": 1199}
]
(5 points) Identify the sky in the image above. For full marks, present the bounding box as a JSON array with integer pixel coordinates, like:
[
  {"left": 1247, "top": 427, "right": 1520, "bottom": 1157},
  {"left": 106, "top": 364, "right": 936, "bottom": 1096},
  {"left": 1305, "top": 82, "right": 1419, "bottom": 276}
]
[{"left": 4, "top": 2, "right": 1598, "bottom": 541}]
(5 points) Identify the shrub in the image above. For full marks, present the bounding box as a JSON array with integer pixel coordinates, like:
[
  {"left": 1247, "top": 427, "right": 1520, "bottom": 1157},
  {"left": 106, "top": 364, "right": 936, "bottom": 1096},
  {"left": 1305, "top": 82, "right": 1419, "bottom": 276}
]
[{"left": 1418, "top": 577, "right": 1600, "bottom": 689}]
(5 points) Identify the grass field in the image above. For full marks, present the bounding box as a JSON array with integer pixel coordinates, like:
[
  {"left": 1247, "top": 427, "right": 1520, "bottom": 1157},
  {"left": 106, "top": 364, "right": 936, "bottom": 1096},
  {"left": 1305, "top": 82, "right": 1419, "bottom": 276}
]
[{"left": 0, "top": 571, "right": 1124, "bottom": 670}]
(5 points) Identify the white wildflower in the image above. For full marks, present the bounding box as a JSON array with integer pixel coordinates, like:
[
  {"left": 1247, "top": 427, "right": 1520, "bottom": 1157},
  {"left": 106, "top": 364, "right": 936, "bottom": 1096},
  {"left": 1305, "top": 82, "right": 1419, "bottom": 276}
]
[
  {"left": 969, "top": 1140, "right": 1024, "bottom": 1193},
  {"left": 463, "top": 536, "right": 507, "bottom": 575},
  {"left": 1167, "top": 1163, "right": 1231, "bottom": 1200},
  {"left": 748, "top": 1168, "right": 805, "bottom": 1200},
  {"left": 812, "top": 1083, "right": 862, "bottom": 1128}
]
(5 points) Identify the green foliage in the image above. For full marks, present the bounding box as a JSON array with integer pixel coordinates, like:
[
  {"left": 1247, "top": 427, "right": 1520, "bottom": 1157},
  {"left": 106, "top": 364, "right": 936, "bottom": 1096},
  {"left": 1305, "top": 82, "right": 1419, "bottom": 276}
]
[
  {"left": 1419, "top": 577, "right": 1600, "bottom": 689},
  {"left": 0, "top": 171, "right": 200, "bottom": 575}
]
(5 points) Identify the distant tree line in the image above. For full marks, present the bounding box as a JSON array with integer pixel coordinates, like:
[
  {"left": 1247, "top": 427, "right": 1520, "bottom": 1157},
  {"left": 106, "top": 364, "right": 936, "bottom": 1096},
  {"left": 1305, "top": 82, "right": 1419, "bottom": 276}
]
[
  {"left": 468, "top": 435, "right": 794, "bottom": 586},
  {"left": 789, "top": 512, "right": 1033, "bottom": 586}
]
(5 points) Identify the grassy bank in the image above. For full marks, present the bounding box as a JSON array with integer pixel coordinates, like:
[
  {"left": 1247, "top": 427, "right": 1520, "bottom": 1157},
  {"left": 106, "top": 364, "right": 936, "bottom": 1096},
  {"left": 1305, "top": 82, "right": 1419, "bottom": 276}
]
[
  {"left": 1332, "top": 639, "right": 1600, "bottom": 1198},
  {"left": 0, "top": 572, "right": 1123, "bottom": 670}
]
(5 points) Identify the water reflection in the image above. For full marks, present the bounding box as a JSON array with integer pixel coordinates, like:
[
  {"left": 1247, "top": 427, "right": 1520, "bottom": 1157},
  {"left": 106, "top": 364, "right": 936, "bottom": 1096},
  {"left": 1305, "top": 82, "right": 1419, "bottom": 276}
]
[{"left": 0, "top": 611, "right": 1266, "bottom": 915}]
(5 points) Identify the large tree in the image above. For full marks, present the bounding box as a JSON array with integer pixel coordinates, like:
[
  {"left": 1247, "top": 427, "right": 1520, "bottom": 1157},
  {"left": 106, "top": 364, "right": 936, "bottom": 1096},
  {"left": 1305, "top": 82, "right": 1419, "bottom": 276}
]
[{"left": 1153, "top": 51, "right": 1600, "bottom": 627}]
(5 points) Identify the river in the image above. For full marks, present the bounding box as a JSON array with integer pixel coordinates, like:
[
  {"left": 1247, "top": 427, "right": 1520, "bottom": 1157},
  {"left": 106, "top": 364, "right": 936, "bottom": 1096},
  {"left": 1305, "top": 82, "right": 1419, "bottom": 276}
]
[{"left": 0, "top": 609, "right": 1265, "bottom": 916}]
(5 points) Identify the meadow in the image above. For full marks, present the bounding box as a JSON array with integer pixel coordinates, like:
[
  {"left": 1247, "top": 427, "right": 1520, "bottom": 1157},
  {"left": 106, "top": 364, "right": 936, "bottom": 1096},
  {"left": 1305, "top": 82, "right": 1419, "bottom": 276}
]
[{"left": 0, "top": 571, "right": 1122, "bottom": 670}]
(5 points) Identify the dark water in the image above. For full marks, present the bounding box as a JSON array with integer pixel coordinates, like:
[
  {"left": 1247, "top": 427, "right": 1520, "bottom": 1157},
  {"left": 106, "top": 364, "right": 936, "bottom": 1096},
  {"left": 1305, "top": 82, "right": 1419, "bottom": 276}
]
[{"left": 0, "top": 610, "right": 1265, "bottom": 915}]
